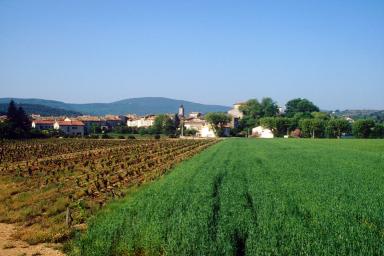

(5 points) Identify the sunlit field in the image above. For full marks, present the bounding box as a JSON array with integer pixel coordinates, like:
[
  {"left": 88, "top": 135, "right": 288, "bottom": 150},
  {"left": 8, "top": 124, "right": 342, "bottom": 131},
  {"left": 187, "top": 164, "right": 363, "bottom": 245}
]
[{"left": 73, "top": 139, "right": 384, "bottom": 256}]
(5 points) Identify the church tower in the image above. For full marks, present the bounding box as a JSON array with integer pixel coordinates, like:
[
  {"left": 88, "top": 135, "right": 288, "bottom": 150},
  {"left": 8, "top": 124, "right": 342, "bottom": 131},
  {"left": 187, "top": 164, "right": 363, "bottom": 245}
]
[{"left": 178, "top": 105, "right": 185, "bottom": 117}]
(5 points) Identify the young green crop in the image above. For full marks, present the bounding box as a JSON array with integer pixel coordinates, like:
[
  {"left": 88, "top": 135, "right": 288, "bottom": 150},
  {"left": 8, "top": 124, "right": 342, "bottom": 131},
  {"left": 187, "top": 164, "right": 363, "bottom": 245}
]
[{"left": 72, "top": 139, "right": 384, "bottom": 256}]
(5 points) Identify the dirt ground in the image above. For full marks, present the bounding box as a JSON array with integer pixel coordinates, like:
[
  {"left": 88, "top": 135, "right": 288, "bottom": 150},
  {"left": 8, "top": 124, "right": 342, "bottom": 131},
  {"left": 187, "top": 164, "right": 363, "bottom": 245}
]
[{"left": 0, "top": 223, "right": 65, "bottom": 256}]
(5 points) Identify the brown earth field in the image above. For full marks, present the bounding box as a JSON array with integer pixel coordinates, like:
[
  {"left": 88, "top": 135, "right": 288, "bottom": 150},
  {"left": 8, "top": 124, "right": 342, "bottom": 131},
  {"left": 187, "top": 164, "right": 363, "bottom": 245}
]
[{"left": 0, "top": 138, "right": 218, "bottom": 255}]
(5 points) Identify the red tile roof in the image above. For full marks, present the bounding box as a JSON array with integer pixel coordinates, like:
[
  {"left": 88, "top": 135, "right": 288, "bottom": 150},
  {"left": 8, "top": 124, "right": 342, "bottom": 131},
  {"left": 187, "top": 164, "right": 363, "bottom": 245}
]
[
  {"left": 77, "top": 116, "right": 103, "bottom": 122},
  {"left": 33, "top": 120, "right": 55, "bottom": 125},
  {"left": 105, "top": 115, "right": 121, "bottom": 121},
  {"left": 57, "top": 120, "right": 85, "bottom": 126}
]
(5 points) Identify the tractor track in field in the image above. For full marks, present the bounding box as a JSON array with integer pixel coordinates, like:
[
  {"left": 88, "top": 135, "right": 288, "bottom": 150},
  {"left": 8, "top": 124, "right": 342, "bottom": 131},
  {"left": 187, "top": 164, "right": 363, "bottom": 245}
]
[{"left": 210, "top": 171, "right": 227, "bottom": 240}]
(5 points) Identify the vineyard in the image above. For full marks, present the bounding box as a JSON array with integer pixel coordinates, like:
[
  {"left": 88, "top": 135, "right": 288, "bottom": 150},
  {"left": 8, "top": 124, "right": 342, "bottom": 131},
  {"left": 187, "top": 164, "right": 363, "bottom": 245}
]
[
  {"left": 73, "top": 139, "right": 384, "bottom": 256},
  {"left": 0, "top": 138, "right": 217, "bottom": 244}
]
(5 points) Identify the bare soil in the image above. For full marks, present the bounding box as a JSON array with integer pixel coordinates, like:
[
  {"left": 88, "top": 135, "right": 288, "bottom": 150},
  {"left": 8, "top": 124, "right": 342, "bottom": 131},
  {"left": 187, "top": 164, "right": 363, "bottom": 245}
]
[{"left": 0, "top": 223, "right": 65, "bottom": 256}]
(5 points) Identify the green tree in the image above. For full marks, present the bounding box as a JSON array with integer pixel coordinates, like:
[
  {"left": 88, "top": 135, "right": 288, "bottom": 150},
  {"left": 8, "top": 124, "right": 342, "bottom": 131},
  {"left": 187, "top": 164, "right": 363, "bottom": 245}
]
[
  {"left": 239, "top": 99, "right": 262, "bottom": 130},
  {"left": 259, "top": 117, "right": 298, "bottom": 137},
  {"left": 285, "top": 98, "right": 319, "bottom": 117},
  {"left": 311, "top": 112, "right": 330, "bottom": 120},
  {"left": 7, "top": 100, "right": 18, "bottom": 121},
  {"left": 326, "top": 119, "right": 351, "bottom": 138},
  {"left": 372, "top": 124, "right": 384, "bottom": 138},
  {"left": 153, "top": 115, "right": 167, "bottom": 134},
  {"left": 259, "top": 117, "right": 276, "bottom": 130},
  {"left": 352, "top": 120, "right": 375, "bottom": 138},
  {"left": 299, "top": 118, "right": 326, "bottom": 138},
  {"left": 2, "top": 100, "right": 32, "bottom": 139},
  {"left": 240, "top": 98, "right": 279, "bottom": 129},
  {"left": 153, "top": 114, "right": 176, "bottom": 135},
  {"left": 163, "top": 118, "right": 176, "bottom": 135},
  {"left": 205, "top": 112, "right": 230, "bottom": 137},
  {"left": 260, "top": 97, "right": 279, "bottom": 117},
  {"left": 174, "top": 114, "right": 180, "bottom": 130}
]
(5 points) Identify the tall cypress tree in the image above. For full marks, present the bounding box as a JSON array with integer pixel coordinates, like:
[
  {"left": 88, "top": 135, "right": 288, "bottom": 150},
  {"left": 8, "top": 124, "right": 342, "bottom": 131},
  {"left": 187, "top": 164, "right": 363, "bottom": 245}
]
[
  {"left": 4, "top": 100, "right": 31, "bottom": 138},
  {"left": 17, "top": 106, "right": 31, "bottom": 132},
  {"left": 7, "top": 100, "right": 18, "bottom": 124}
]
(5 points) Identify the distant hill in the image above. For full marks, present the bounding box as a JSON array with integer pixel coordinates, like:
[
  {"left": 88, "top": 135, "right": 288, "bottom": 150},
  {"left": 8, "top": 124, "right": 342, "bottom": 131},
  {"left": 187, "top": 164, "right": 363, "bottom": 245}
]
[
  {"left": 0, "top": 97, "right": 230, "bottom": 115},
  {"left": 0, "top": 103, "right": 82, "bottom": 116},
  {"left": 333, "top": 109, "right": 384, "bottom": 122}
]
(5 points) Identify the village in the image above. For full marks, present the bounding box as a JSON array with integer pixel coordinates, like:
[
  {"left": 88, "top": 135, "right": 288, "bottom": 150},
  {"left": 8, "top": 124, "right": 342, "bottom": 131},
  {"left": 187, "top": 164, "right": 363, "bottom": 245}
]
[
  {"left": 2, "top": 96, "right": 377, "bottom": 140},
  {"left": 29, "top": 103, "right": 257, "bottom": 138}
]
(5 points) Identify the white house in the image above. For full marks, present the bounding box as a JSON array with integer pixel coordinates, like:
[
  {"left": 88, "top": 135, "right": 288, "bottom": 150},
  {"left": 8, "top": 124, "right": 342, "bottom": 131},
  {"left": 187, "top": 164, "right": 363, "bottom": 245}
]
[
  {"left": 127, "top": 115, "right": 156, "bottom": 128},
  {"left": 252, "top": 126, "right": 274, "bottom": 138},
  {"left": 188, "top": 112, "right": 202, "bottom": 118},
  {"left": 54, "top": 118, "right": 85, "bottom": 136},
  {"left": 200, "top": 124, "right": 216, "bottom": 138},
  {"left": 228, "top": 102, "right": 245, "bottom": 128},
  {"left": 32, "top": 120, "right": 55, "bottom": 130},
  {"left": 184, "top": 117, "right": 206, "bottom": 131}
]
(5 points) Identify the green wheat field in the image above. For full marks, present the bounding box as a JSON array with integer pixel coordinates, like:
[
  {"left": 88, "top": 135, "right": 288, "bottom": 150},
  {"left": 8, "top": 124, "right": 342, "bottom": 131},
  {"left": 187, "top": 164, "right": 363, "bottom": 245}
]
[{"left": 72, "top": 139, "right": 384, "bottom": 256}]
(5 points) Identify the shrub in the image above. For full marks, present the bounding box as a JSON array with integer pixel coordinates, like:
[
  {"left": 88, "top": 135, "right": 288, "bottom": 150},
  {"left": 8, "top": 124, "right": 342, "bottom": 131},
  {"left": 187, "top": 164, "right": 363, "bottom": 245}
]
[
  {"left": 101, "top": 134, "right": 112, "bottom": 139},
  {"left": 352, "top": 120, "right": 375, "bottom": 138}
]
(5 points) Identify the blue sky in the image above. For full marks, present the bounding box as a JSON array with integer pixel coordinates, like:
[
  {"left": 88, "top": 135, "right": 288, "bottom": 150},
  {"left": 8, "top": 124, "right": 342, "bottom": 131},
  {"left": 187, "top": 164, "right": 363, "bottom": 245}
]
[{"left": 1, "top": 0, "right": 383, "bottom": 109}]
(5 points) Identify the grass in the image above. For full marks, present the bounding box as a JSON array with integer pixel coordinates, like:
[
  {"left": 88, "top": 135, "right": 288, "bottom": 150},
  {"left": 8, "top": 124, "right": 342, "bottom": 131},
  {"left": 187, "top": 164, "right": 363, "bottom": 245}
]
[{"left": 72, "top": 138, "right": 384, "bottom": 255}]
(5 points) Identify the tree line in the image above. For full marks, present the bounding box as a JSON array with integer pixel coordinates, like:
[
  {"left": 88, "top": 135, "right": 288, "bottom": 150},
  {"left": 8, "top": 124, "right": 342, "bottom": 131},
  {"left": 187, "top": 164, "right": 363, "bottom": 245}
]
[
  {"left": 236, "top": 97, "right": 384, "bottom": 138},
  {"left": 1, "top": 98, "right": 383, "bottom": 139}
]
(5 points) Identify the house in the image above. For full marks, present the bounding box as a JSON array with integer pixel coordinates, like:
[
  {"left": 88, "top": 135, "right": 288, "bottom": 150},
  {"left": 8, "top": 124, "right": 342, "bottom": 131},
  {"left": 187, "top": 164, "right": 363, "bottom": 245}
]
[
  {"left": 199, "top": 124, "right": 230, "bottom": 138},
  {"left": 127, "top": 115, "right": 156, "bottom": 128},
  {"left": 200, "top": 124, "right": 216, "bottom": 138},
  {"left": 228, "top": 102, "right": 245, "bottom": 128},
  {"left": 105, "top": 115, "right": 123, "bottom": 129},
  {"left": 252, "top": 126, "right": 274, "bottom": 138},
  {"left": 32, "top": 120, "right": 55, "bottom": 131},
  {"left": 119, "top": 115, "right": 128, "bottom": 125},
  {"left": 184, "top": 117, "right": 206, "bottom": 131},
  {"left": 344, "top": 116, "right": 354, "bottom": 123},
  {"left": 54, "top": 118, "right": 85, "bottom": 136},
  {"left": 188, "top": 112, "right": 202, "bottom": 118},
  {"left": 77, "top": 116, "right": 106, "bottom": 134},
  {"left": 183, "top": 117, "right": 230, "bottom": 138}
]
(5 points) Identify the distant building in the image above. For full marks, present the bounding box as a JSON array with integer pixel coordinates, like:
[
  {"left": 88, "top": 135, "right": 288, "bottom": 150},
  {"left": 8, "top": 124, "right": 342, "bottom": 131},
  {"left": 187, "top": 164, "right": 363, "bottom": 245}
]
[
  {"left": 105, "top": 115, "right": 123, "bottom": 129},
  {"left": 32, "top": 117, "right": 85, "bottom": 136},
  {"left": 228, "top": 102, "right": 245, "bottom": 128},
  {"left": 188, "top": 112, "right": 202, "bottom": 118},
  {"left": 344, "top": 116, "right": 355, "bottom": 123},
  {"left": 32, "top": 120, "right": 55, "bottom": 131},
  {"left": 178, "top": 105, "right": 185, "bottom": 118},
  {"left": 183, "top": 116, "right": 230, "bottom": 138},
  {"left": 252, "top": 126, "right": 274, "bottom": 138},
  {"left": 184, "top": 117, "right": 206, "bottom": 131},
  {"left": 200, "top": 124, "right": 216, "bottom": 138},
  {"left": 54, "top": 118, "right": 85, "bottom": 136},
  {"left": 77, "top": 116, "right": 106, "bottom": 134},
  {"left": 127, "top": 115, "right": 156, "bottom": 128}
]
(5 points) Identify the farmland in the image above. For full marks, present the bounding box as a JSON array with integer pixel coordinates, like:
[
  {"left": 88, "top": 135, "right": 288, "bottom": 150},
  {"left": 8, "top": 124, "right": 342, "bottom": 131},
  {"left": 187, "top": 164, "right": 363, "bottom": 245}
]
[
  {"left": 0, "top": 138, "right": 217, "bottom": 245},
  {"left": 73, "top": 139, "right": 384, "bottom": 256}
]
